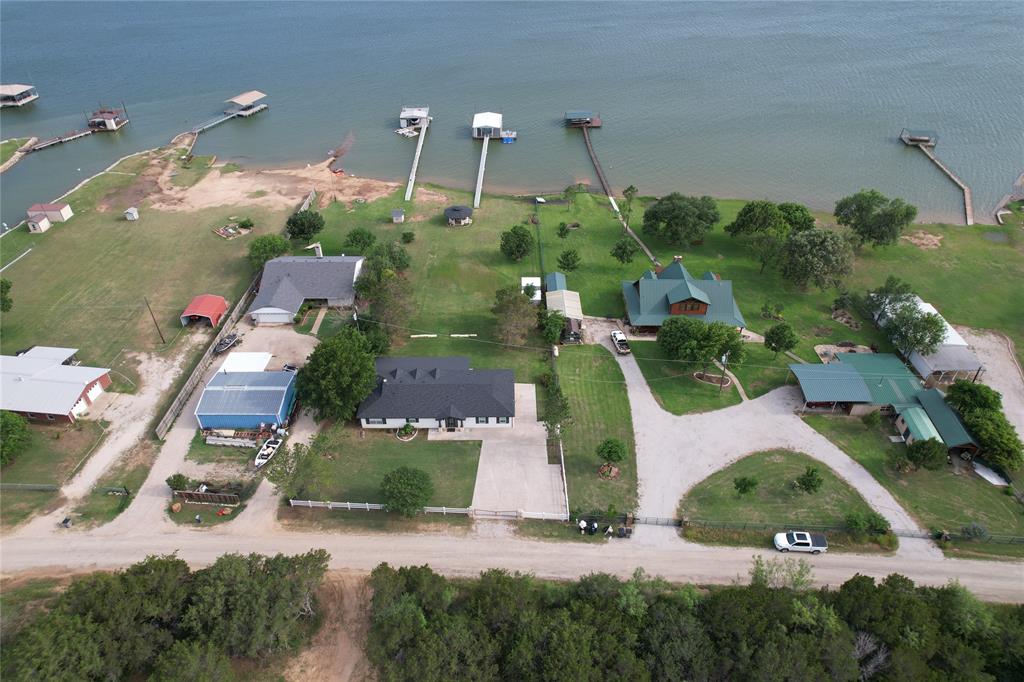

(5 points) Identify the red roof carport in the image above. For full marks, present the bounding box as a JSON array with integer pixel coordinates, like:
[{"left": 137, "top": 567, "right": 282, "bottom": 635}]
[{"left": 180, "top": 294, "right": 229, "bottom": 327}]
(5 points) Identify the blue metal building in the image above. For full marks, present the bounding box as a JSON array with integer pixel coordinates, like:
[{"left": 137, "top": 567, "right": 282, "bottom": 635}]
[{"left": 194, "top": 371, "right": 297, "bottom": 430}]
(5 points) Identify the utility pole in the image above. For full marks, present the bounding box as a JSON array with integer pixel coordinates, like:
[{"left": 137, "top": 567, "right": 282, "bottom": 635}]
[
  {"left": 144, "top": 297, "right": 166, "bottom": 344},
  {"left": 719, "top": 351, "right": 730, "bottom": 394}
]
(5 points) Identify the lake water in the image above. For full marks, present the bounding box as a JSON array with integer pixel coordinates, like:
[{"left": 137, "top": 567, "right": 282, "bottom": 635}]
[{"left": 2, "top": 1, "right": 1022, "bottom": 228}]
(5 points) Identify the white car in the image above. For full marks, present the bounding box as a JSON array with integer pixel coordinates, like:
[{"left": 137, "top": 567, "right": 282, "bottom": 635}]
[
  {"left": 610, "top": 330, "right": 631, "bottom": 354},
  {"left": 773, "top": 531, "right": 828, "bottom": 554}
]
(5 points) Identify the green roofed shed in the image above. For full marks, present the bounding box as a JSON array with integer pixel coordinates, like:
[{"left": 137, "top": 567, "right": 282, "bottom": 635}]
[
  {"left": 916, "top": 388, "right": 979, "bottom": 454},
  {"left": 544, "top": 271, "right": 567, "bottom": 292},
  {"left": 897, "top": 406, "right": 941, "bottom": 444}
]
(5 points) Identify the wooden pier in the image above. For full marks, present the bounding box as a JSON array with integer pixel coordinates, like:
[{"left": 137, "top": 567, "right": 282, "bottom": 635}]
[
  {"left": 404, "top": 115, "right": 430, "bottom": 201},
  {"left": 473, "top": 135, "right": 489, "bottom": 208},
  {"left": 29, "top": 129, "right": 95, "bottom": 152},
  {"left": 900, "top": 129, "right": 974, "bottom": 226}
]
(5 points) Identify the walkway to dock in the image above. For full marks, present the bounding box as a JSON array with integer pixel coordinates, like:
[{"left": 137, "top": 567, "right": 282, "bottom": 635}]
[
  {"left": 914, "top": 144, "right": 974, "bottom": 225},
  {"left": 579, "top": 124, "right": 659, "bottom": 265},
  {"left": 473, "top": 136, "right": 490, "bottom": 208},
  {"left": 191, "top": 112, "right": 238, "bottom": 135},
  {"left": 404, "top": 118, "right": 430, "bottom": 201},
  {"left": 29, "top": 129, "right": 94, "bottom": 152}
]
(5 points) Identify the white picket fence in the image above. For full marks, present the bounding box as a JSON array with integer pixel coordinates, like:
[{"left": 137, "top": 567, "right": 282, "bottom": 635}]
[{"left": 287, "top": 499, "right": 567, "bottom": 521}]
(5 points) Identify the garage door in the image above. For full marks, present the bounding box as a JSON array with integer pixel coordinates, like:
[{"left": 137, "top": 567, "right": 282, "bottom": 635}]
[{"left": 86, "top": 380, "right": 104, "bottom": 402}]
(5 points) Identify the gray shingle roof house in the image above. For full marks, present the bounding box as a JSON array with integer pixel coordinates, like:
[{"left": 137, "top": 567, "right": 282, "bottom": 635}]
[
  {"left": 357, "top": 357, "right": 515, "bottom": 431},
  {"left": 622, "top": 257, "right": 745, "bottom": 330},
  {"left": 248, "top": 256, "right": 364, "bottom": 325}
]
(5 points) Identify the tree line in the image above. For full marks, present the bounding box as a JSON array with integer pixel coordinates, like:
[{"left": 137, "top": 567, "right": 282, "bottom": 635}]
[
  {"left": 4, "top": 551, "right": 329, "bottom": 682},
  {"left": 367, "top": 560, "right": 1023, "bottom": 682}
]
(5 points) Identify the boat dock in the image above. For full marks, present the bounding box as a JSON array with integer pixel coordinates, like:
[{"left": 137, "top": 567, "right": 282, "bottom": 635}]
[
  {"left": 567, "top": 110, "right": 658, "bottom": 265},
  {"left": 402, "top": 106, "right": 431, "bottom": 201},
  {"left": 29, "top": 128, "right": 95, "bottom": 152},
  {"left": 469, "top": 112, "right": 515, "bottom": 208},
  {"left": 899, "top": 129, "right": 974, "bottom": 226},
  {"left": 473, "top": 135, "right": 490, "bottom": 208},
  {"left": 28, "top": 106, "right": 130, "bottom": 153},
  {"left": 191, "top": 91, "right": 268, "bottom": 135}
]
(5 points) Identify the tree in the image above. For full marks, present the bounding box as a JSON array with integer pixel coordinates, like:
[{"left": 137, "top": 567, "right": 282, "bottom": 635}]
[
  {"left": 563, "top": 183, "right": 580, "bottom": 211},
  {"left": 499, "top": 224, "right": 534, "bottom": 261},
  {"left": 381, "top": 467, "right": 434, "bottom": 517},
  {"left": 906, "top": 438, "right": 947, "bottom": 471},
  {"left": 0, "top": 410, "right": 30, "bottom": 467},
  {"left": 165, "top": 472, "right": 190, "bottom": 492},
  {"left": 945, "top": 380, "right": 1002, "bottom": 415},
  {"left": 296, "top": 327, "right": 378, "bottom": 421},
  {"left": 749, "top": 230, "right": 788, "bottom": 273},
  {"left": 796, "top": 466, "right": 824, "bottom": 494},
  {"left": 622, "top": 184, "right": 638, "bottom": 227},
  {"left": 538, "top": 309, "right": 566, "bottom": 345},
  {"left": 777, "top": 202, "right": 816, "bottom": 232},
  {"left": 149, "top": 641, "right": 236, "bottom": 682},
  {"left": 642, "top": 193, "right": 720, "bottom": 247},
  {"left": 733, "top": 476, "right": 758, "bottom": 495},
  {"left": 557, "top": 222, "right": 570, "bottom": 239},
  {"left": 8, "top": 611, "right": 105, "bottom": 681},
  {"left": 763, "top": 322, "right": 798, "bottom": 359},
  {"left": 541, "top": 382, "right": 572, "bottom": 434},
  {"left": 343, "top": 226, "right": 377, "bottom": 254},
  {"left": 491, "top": 286, "right": 536, "bottom": 346},
  {"left": 834, "top": 189, "right": 917, "bottom": 248},
  {"left": 1, "top": 277, "right": 13, "bottom": 312},
  {"left": 557, "top": 248, "right": 581, "bottom": 272},
  {"left": 725, "top": 200, "right": 788, "bottom": 237},
  {"left": 285, "top": 209, "right": 324, "bottom": 241},
  {"left": 610, "top": 237, "right": 639, "bottom": 264},
  {"left": 781, "top": 228, "right": 852, "bottom": 291},
  {"left": 657, "top": 317, "right": 745, "bottom": 375},
  {"left": 247, "top": 234, "right": 290, "bottom": 268},
  {"left": 863, "top": 275, "right": 916, "bottom": 321},
  {"left": 963, "top": 410, "right": 1023, "bottom": 473},
  {"left": 596, "top": 438, "right": 626, "bottom": 466},
  {"left": 884, "top": 302, "right": 946, "bottom": 355},
  {"left": 265, "top": 441, "right": 330, "bottom": 499},
  {"left": 368, "top": 273, "right": 416, "bottom": 342}
]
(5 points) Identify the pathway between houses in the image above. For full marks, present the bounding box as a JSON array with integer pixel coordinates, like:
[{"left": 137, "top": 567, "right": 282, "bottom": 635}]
[{"left": 594, "top": 336, "right": 943, "bottom": 560}]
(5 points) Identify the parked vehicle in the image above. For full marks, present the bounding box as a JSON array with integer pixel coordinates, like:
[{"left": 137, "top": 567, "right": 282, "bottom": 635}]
[
  {"left": 282, "top": 363, "right": 298, "bottom": 373},
  {"left": 610, "top": 330, "right": 631, "bottom": 354},
  {"left": 773, "top": 531, "right": 828, "bottom": 554},
  {"left": 254, "top": 437, "right": 283, "bottom": 469},
  {"left": 213, "top": 333, "right": 240, "bottom": 354}
]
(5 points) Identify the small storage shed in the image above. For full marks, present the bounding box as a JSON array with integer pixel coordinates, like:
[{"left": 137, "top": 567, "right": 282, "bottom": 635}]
[
  {"left": 124, "top": 207, "right": 139, "bottom": 221},
  {"left": 544, "top": 271, "right": 567, "bottom": 293},
  {"left": 27, "top": 214, "right": 51, "bottom": 233},
  {"left": 546, "top": 289, "right": 584, "bottom": 320},
  {"left": 472, "top": 112, "right": 503, "bottom": 139},
  {"left": 445, "top": 205, "right": 473, "bottom": 226},
  {"left": 391, "top": 209, "right": 405, "bottom": 224},
  {"left": 180, "top": 294, "right": 229, "bottom": 327},
  {"left": 195, "top": 371, "right": 297, "bottom": 430},
  {"left": 26, "top": 203, "right": 73, "bottom": 223}
]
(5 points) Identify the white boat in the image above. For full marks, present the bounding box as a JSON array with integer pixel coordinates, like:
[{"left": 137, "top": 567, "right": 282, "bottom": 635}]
[
  {"left": 394, "top": 127, "right": 419, "bottom": 138},
  {"left": 254, "top": 437, "right": 282, "bottom": 469}
]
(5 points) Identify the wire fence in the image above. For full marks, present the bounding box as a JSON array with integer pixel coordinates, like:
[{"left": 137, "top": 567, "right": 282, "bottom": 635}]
[{"left": 287, "top": 499, "right": 566, "bottom": 521}]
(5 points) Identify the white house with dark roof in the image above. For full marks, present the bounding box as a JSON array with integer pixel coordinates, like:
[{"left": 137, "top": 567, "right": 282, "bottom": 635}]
[
  {"left": 357, "top": 357, "right": 515, "bottom": 431},
  {"left": 248, "top": 255, "right": 364, "bottom": 325},
  {"left": 0, "top": 347, "right": 110, "bottom": 422}
]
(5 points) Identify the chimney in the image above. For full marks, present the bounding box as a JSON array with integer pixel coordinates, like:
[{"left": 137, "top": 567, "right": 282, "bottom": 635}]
[{"left": 304, "top": 242, "right": 324, "bottom": 258}]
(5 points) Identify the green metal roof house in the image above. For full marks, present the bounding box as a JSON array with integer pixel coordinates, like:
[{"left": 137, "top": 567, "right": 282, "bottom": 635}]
[
  {"left": 788, "top": 352, "right": 922, "bottom": 416},
  {"left": 916, "top": 387, "right": 980, "bottom": 456},
  {"left": 621, "top": 257, "right": 745, "bottom": 331},
  {"left": 895, "top": 406, "right": 942, "bottom": 445}
]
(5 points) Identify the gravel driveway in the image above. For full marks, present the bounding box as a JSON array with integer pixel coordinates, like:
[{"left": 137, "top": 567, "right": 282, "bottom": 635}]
[{"left": 957, "top": 327, "right": 1024, "bottom": 436}]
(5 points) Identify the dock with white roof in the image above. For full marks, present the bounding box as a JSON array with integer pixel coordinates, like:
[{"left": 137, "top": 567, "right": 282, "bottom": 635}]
[{"left": 400, "top": 106, "right": 432, "bottom": 201}]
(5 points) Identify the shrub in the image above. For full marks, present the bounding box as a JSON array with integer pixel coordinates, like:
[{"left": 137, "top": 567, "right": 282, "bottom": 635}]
[
  {"left": 865, "top": 511, "right": 891, "bottom": 535},
  {"left": 596, "top": 438, "right": 627, "bottom": 465},
  {"left": 733, "top": 476, "right": 758, "bottom": 495},
  {"left": 557, "top": 222, "right": 570, "bottom": 239},
  {"left": 380, "top": 467, "right": 434, "bottom": 517},
  {"left": 860, "top": 411, "right": 881, "bottom": 429},
  {"left": 237, "top": 217, "right": 254, "bottom": 230},
  {"left": 557, "top": 248, "right": 582, "bottom": 272},
  {"left": 795, "top": 466, "right": 823, "bottom": 494},
  {"left": 397, "top": 423, "right": 416, "bottom": 438},
  {"left": 906, "top": 438, "right": 947, "bottom": 471},
  {"left": 961, "top": 523, "right": 989, "bottom": 541},
  {"left": 165, "top": 473, "right": 191, "bottom": 492},
  {"left": 343, "top": 226, "right": 377, "bottom": 254},
  {"left": 844, "top": 512, "right": 868, "bottom": 533},
  {"left": 887, "top": 449, "right": 913, "bottom": 474},
  {"left": 285, "top": 209, "right": 324, "bottom": 241},
  {"left": 0, "top": 410, "right": 30, "bottom": 467},
  {"left": 400, "top": 231, "right": 415, "bottom": 244}
]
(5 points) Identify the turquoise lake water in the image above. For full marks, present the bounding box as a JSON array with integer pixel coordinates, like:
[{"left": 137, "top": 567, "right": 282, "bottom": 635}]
[{"left": 1, "top": 1, "right": 1022, "bottom": 228}]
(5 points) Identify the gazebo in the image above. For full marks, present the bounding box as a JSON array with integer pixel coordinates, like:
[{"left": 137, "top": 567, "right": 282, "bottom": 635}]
[
  {"left": 444, "top": 205, "right": 473, "bottom": 226},
  {"left": 181, "top": 294, "right": 229, "bottom": 327}
]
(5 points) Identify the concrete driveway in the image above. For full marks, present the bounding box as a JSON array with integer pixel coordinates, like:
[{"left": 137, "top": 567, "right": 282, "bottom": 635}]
[
  {"left": 431, "top": 384, "right": 566, "bottom": 517},
  {"left": 595, "top": 336, "right": 942, "bottom": 559}
]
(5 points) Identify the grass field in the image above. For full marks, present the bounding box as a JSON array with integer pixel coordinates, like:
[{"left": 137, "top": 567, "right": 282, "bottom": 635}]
[
  {"left": 0, "top": 421, "right": 106, "bottom": 528},
  {"left": 185, "top": 430, "right": 254, "bottom": 465},
  {"left": 557, "top": 345, "right": 637, "bottom": 514},
  {"left": 728, "top": 343, "right": 798, "bottom": 399},
  {"left": 806, "top": 415, "right": 1024, "bottom": 559},
  {"left": 630, "top": 340, "right": 743, "bottom": 414},
  {"left": 0, "top": 151, "right": 287, "bottom": 379},
  {"left": 170, "top": 152, "right": 215, "bottom": 187},
  {"left": 71, "top": 440, "right": 157, "bottom": 527},
  {"left": 296, "top": 423, "right": 481, "bottom": 506},
  {"left": 677, "top": 449, "right": 894, "bottom": 552},
  {"left": 0, "top": 137, "right": 29, "bottom": 165}
]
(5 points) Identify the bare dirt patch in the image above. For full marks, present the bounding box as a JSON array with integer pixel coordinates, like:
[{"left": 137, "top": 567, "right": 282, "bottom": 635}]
[
  {"left": 284, "top": 572, "right": 375, "bottom": 682},
  {"left": 901, "top": 230, "right": 944, "bottom": 249},
  {"left": 412, "top": 187, "right": 450, "bottom": 205}
]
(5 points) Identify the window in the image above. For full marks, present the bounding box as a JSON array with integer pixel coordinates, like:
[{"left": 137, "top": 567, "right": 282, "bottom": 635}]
[
  {"left": 496, "top": 417, "right": 510, "bottom": 424},
  {"left": 46, "top": 414, "right": 55, "bottom": 421},
  {"left": 475, "top": 417, "right": 489, "bottom": 424},
  {"left": 406, "top": 418, "right": 419, "bottom": 424},
  {"left": 365, "top": 418, "right": 386, "bottom": 425}
]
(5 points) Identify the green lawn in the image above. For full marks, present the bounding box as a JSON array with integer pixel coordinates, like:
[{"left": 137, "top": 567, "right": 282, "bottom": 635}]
[
  {"left": 170, "top": 152, "right": 216, "bottom": 187},
  {"left": 515, "top": 519, "right": 607, "bottom": 544},
  {"left": 71, "top": 441, "right": 156, "bottom": 527},
  {"left": 0, "top": 150, "right": 286, "bottom": 379},
  {"left": 557, "top": 345, "right": 637, "bottom": 514},
  {"left": 0, "top": 421, "right": 106, "bottom": 528},
  {"left": 168, "top": 501, "right": 246, "bottom": 526},
  {"left": 677, "top": 449, "right": 894, "bottom": 552},
  {"left": 0, "top": 137, "right": 29, "bottom": 165},
  {"left": 294, "top": 423, "right": 481, "bottom": 506},
  {"left": 185, "top": 430, "right": 254, "bottom": 465},
  {"left": 630, "top": 340, "right": 743, "bottom": 414},
  {"left": 805, "top": 415, "right": 1024, "bottom": 559},
  {"left": 729, "top": 343, "right": 798, "bottom": 399}
]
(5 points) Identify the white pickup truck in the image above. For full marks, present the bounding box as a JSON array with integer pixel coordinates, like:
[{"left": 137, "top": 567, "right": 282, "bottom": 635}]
[
  {"left": 610, "top": 330, "right": 631, "bottom": 355},
  {"left": 773, "top": 531, "right": 828, "bottom": 554}
]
